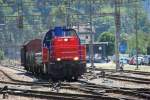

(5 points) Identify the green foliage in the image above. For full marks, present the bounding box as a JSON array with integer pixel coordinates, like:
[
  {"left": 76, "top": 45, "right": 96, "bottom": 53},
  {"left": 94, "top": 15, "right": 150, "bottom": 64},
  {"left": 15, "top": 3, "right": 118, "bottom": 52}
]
[
  {"left": 120, "top": 33, "right": 128, "bottom": 41},
  {"left": 0, "top": 50, "right": 4, "bottom": 60},
  {"left": 98, "top": 32, "right": 115, "bottom": 56},
  {"left": 127, "top": 31, "right": 150, "bottom": 54},
  {"left": 0, "top": 0, "right": 150, "bottom": 55},
  {"left": 147, "top": 47, "right": 150, "bottom": 55},
  {"left": 50, "top": 5, "right": 66, "bottom": 27}
]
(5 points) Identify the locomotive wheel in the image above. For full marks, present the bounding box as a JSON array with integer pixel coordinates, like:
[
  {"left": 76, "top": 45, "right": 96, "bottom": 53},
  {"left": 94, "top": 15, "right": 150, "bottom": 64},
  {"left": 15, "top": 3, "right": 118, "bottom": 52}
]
[
  {"left": 72, "top": 76, "right": 78, "bottom": 81},
  {"left": 44, "top": 63, "right": 49, "bottom": 75},
  {"left": 48, "top": 63, "right": 65, "bottom": 81},
  {"left": 25, "top": 65, "right": 30, "bottom": 72},
  {"left": 42, "top": 63, "right": 48, "bottom": 75},
  {"left": 30, "top": 65, "right": 33, "bottom": 73},
  {"left": 64, "top": 64, "right": 75, "bottom": 81},
  {"left": 24, "top": 65, "right": 28, "bottom": 71},
  {"left": 37, "top": 64, "right": 42, "bottom": 76},
  {"left": 34, "top": 65, "right": 38, "bottom": 76},
  {"left": 40, "top": 65, "right": 44, "bottom": 75},
  {"left": 28, "top": 65, "right": 31, "bottom": 72},
  {"left": 65, "top": 75, "right": 78, "bottom": 81},
  {"left": 32, "top": 65, "right": 35, "bottom": 74},
  {"left": 34, "top": 65, "right": 38, "bottom": 75},
  {"left": 38, "top": 65, "right": 42, "bottom": 77},
  {"left": 33, "top": 65, "right": 38, "bottom": 75}
]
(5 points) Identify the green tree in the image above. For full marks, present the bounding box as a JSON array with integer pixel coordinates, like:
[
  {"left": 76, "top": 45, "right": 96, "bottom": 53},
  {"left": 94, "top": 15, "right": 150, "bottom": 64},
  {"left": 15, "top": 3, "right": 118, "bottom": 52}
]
[
  {"left": 98, "top": 32, "right": 115, "bottom": 56},
  {"left": 0, "top": 50, "right": 4, "bottom": 60},
  {"left": 127, "top": 31, "right": 150, "bottom": 54}
]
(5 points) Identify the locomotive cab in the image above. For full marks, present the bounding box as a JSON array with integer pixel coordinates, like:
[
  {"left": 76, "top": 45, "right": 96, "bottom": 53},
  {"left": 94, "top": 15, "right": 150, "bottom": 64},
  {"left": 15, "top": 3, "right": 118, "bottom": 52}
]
[
  {"left": 52, "top": 29, "right": 81, "bottom": 61},
  {"left": 42, "top": 27, "right": 86, "bottom": 80}
]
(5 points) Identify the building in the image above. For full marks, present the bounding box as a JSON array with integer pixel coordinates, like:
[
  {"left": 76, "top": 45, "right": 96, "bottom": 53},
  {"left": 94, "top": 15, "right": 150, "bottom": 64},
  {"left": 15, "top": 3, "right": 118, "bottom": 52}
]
[
  {"left": 72, "top": 23, "right": 95, "bottom": 44},
  {"left": 73, "top": 24, "right": 108, "bottom": 62}
]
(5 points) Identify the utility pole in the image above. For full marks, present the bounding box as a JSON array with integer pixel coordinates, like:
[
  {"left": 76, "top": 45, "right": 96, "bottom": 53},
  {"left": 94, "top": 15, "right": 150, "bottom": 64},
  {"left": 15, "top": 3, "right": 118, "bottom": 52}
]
[
  {"left": 17, "top": 0, "right": 23, "bottom": 29},
  {"left": 115, "top": 0, "right": 121, "bottom": 71},
  {"left": 66, "top": 0, "right": 71, "bottom": 28},
  {"left": 77, "top": 0, "right": 80, "bottom": 34},
  {"left": 135, "top": 2, "right": 139, "bottom": 70},
  {"left": 89, "top": 0, "right": 95, "bottom": 71}
]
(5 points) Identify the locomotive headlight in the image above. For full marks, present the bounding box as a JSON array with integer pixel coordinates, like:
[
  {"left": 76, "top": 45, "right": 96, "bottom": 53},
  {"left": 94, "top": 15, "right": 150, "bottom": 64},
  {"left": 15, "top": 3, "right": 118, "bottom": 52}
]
[
  {"left": 64, "top": 38, "right": 68, "bottom": 42},
  {"left": 74, "top": 57, "right": 79, "bottom": 61},
  {"left": 57, "top": 58, "right": 61, "bottom": 61}
]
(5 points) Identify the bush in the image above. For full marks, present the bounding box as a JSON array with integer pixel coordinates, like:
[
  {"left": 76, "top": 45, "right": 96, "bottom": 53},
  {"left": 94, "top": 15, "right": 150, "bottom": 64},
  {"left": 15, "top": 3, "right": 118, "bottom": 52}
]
[
  {"left": 98, "top": 32, "right": 115, "bottom": 56},
  {"left": 0, "top": 50, "right": 4, "bottom": 60}
]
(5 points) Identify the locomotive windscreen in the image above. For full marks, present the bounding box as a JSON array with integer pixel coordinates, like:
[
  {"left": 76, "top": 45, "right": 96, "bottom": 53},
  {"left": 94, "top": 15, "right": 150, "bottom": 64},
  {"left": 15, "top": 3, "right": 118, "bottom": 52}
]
[
  {"left": 54, "top": 27, "right": 77, "bottom": 37},
  {"left": 62, "top": 29, "right": 77, "bottom": 37},
  {"left": 43, "top": 27, "right": 78, "bottom": 49}
]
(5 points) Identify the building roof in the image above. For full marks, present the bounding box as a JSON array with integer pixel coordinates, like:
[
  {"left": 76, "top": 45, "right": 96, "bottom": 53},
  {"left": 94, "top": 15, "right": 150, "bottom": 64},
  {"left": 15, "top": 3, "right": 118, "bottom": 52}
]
[{"left": 72, "top": 23, "right": 95, "bottom": 34}]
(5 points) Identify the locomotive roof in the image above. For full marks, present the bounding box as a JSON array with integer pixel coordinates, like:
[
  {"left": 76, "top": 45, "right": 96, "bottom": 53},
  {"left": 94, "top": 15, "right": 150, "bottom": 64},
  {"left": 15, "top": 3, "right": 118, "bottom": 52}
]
[
  {"left": 23, "top": 38, "right": 42, "bottom": 46},
  {"left": 23, "top": 27, "right": 77, "bottom": 47}
]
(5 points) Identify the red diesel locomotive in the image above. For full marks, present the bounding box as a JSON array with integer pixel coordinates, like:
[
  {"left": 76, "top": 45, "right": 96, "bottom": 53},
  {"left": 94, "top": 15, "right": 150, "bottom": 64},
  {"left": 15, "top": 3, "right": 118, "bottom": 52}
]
[{"left": 21, "top": 27, "right": 86, "bottom": 80}]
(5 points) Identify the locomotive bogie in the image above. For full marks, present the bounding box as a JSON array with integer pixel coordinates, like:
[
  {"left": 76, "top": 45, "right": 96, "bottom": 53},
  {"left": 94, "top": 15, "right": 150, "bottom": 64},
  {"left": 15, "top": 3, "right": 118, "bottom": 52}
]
[{"left": 47, "top": 61, "right": 86, "bottom": 81}]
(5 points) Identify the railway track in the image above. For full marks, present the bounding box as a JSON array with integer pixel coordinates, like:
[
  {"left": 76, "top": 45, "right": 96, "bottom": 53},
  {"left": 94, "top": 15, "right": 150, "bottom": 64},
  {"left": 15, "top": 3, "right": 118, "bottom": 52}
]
[
  {"left": 1, "top": 65, "right": 150, "bottom": 88},
  {"left": 93, "top": 68, "right": 150, "bottom": 76},
  {"left": 0, "top": 64, "right": 150, "bottom": 99},
  {"left": 0, "top": 87, "right": 121, "bottom": 100},
  {"left": 0, "top": 69, "right": 120, "bottom": 99},
  {"left": 78, "top": 80, "right": 150, "bottom": 100},
  {"left": 87, "top": 68, "right": 150, "bottom": 84},
  {"left": 104, "top": 74, "right": 150, "bottom": 84},
  {"left": 0, "top": 78, "right": 150, "bottom": 100},
  {"left": 2, "top": 63, "right": 150, "bottom": 84},
  {"left": 0, "top": 67, "right": 121, "bottom": 99},
  {"left": 0, "top": 69, "right": 50, "bottom": 86}
]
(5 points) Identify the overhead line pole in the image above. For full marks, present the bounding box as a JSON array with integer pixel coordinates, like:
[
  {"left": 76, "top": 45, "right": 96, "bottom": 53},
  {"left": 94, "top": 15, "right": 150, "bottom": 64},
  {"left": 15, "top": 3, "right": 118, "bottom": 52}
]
[
  {"left": 77, "top": 0, "right": 80, "bottom": 34},
  {"left": 89, "top": 0, "right": 95, "bottom": 71},
  {"left": 115, "top": 0, "right": 121, "bottom": 71},
  {"left": 135, "top": 1, "right": 139, "bottom": 70},
  {"left": 66, "top": 0, "right": 71, "bottom": 28}
]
